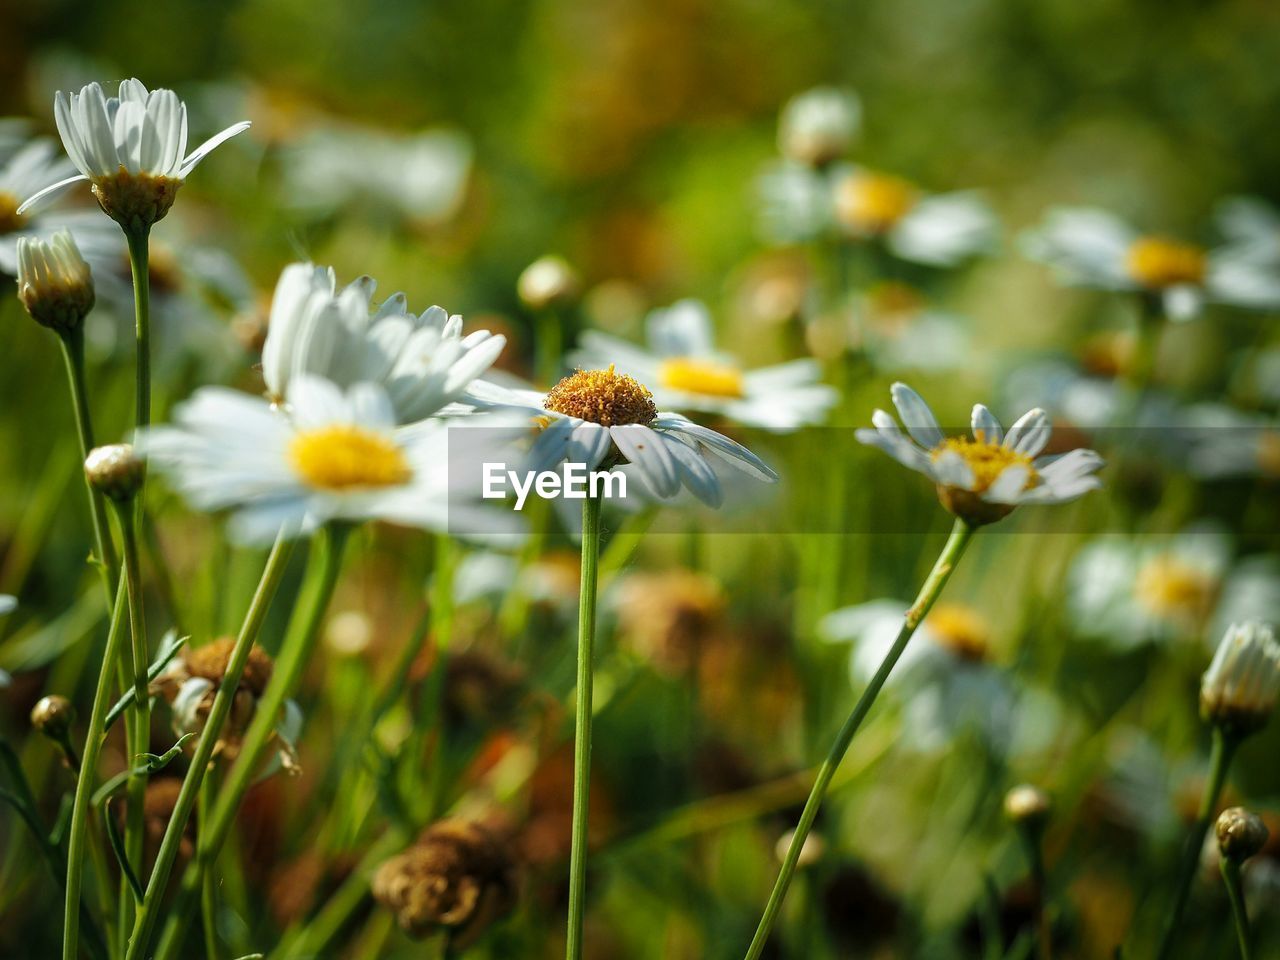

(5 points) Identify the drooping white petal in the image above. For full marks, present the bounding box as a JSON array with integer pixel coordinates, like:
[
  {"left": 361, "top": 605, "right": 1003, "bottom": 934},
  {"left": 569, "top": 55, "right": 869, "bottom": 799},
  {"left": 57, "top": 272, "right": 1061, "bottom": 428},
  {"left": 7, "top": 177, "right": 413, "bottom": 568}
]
[
  {"left": 16, "top": 173, "right": 89, "bottom": 215},
  {"left": 177, "top": 121, "right": 251, "bottom": 178},
  {"left": 657, "top": 433, "right": 724, "bottom": 507},
  {"left": 610, "top": 423, "right": 679, "bottom": 498}
]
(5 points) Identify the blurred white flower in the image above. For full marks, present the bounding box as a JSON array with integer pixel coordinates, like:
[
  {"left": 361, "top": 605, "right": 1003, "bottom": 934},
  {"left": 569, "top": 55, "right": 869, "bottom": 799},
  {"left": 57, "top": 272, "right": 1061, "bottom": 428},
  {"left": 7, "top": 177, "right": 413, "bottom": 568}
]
[
  {"left": 1022, "top": 207, "right": 1280, "bottom": 322},
  {"left": 857, "top": 282, "right": 972, "bottom": 373},
  {"left": 573, "top": 299, "right": 837, "bottom": 431},
  {"left": 1214, "top": 196, "right": 1280, "bottom": 266},
  {"left": 518, "top": 255, "right": 581, "bottom": 311},
  {"left": 0, "top": 595, "right": 14, "bottom": 616},
  {"left": 1182, "top": 403, "right": 1280, "bottom": 480},
  {"left": 856, "top": 382, "right": 1104, "bottom": 525},
  {"left": 260, "top": 262, "right": 506, "bottom": 424},
  {"left": 465, "top": 366, "right": 778, "bottom": 507},
  {"left": 777, "top": 87, "right": 861, "bottom": 168},
  {"left": 282, "top": 125, "right": 471, "bottom": 224},
  {"left": 1201, "top": 621, "right": 1280, "bottom": 733},
  {"left": 138, "top": 375, "right": 503, "bottom": 545},
  {"left": 20, "top": 79, "right": 250, "bottom": 222}
]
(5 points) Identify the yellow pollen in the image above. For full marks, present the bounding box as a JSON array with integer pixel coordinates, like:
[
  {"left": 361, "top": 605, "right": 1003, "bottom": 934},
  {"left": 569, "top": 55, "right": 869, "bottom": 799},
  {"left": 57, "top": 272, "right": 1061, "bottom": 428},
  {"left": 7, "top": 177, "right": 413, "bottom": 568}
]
[
  {"left": 0, "top": 192, "right": 27, "bottom": 234},
  {"left": 289, "top": 425, "right": 412, "bottom": 491},
  {"left": 544, "top": 365, "right": 657, "bottom": 426},
  {"left": 1125, "top": 236, "right": 1206, "bottom": 289},
  {"left": 926, "top": 604, "right": 991, "bottom": 661},
  {"left": 835, "top": 171, "right": 916, "bottom": 234},
  {"left": 931, "top": 435, "right": 1038, "bottom": 494},
  {"left": 1134, "top": 556, "right": 1215, "bottom": 622},
  {"left": 658, "top": 357, "right": 745, "bottom": 399}
]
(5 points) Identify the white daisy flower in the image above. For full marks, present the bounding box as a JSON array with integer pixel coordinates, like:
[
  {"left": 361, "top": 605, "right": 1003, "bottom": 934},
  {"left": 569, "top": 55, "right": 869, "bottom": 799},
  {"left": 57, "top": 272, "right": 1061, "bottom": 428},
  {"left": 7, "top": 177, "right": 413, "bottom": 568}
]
[
  {"left": 1182, "top": 403, "right": 1280, "bottom": 481},
  {"left": 855, "top": 382, "right": 1104, "bottom": 525},
  {"left": 465, "top": 365, "right": 778, "bottom": 507},
  {"left": 777, "top": 87, "right": 861, "bottom": 168},
  {"left": 0, "top": 137, "right": 117, "bottom": 274},
  {"left": 572, "top": 299, "right": 837, "bottom": 431},
  {"left": 16, "top": 229, "right": 95, "bottom": 335},
  {"left": 19, "top": 79, "right": 251, "bottom": 230},
  {"left": 1022, "top": 206, "right": 1280, "bottom": 322},
  {"left": 138, "top": 375, "right": 508, "bottom": 545},
  {"left": 1201, "top": 621, "right": 1280, "bottom": 735},
  {"left": 857, "top": 282, "right": 972, "bottom": 373},
  {"left": 260, "top": 262, "right": 506, "bottom": 424}
]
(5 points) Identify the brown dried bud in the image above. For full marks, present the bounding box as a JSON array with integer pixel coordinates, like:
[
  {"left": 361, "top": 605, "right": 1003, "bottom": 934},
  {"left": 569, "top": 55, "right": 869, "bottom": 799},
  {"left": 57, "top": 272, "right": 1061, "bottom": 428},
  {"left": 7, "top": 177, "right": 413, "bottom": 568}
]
[
  {"left": 1216, "top": 807, "right": 1269, "bottom": 862},
  {"left": 372, "top": 819, "right": 517, "bottom": 949}
]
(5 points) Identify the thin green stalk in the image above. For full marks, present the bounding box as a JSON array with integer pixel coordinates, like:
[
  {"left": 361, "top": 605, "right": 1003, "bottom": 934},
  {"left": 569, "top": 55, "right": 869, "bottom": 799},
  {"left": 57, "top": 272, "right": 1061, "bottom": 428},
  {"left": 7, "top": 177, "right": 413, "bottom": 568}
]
[
  {"left": 423, "top": 534, "right": 455, "bottom": 817},
  {"left": 63, "top": 576, "right": 129, "bottom": 960},
  {"left": 125, "top": 228, "right": 151, "bottom": 432},
  {"left": 744, "top": 518, "right": 975, "bottom": 960},
  {"left": 535, "top": 307, "right": 563, "bottom": 388},
  {"left": 1153, "top": 727, "right": 1238, "bottom": 960},
  {"left": 148, "top": 525, "right": 350, "bottom": 960},
  {"left": 1018, "top": 823, "right": 1051, "bottom": 960},
  {"left": 566, "top": 493, "right": 603, "bottom": 960},
  {"left": 1220, "top": 858, "right": 1252, "bottom": 960},
  {"left": 199, "top": 772, "right": 221, "bottom": 960},
  {"left": 124, "top": 530, "right": 297, "bottom": 960},
  {"left": 58, "top": 325, "right": 117, "bottom": 602}
]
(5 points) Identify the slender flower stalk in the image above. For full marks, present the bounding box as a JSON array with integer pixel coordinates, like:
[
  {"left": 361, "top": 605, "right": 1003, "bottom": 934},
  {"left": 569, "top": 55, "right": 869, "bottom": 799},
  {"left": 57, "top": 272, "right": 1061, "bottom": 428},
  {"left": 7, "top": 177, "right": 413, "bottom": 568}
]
[
  {"left": 141, "top": 524, "right": 350, "bottom": 960},
  {"left": 1005, "top": 785, "right": 1053, "bottom": 960},
  {"left": 123, "top": 530, "right": 296, "bottom": 960},
  {"left": 126, "top": 229, "right": 152, "bottom": 432},
  {"left": 61, "top": 576, "right": 128, "bottom": 960},
  {"left": 1220, "top": 855, "right": 1252, "bottom": 960},
  {"left": 744, "top": 517, "right": 975, "bottom": 959},
  {"left": 566, "top": 492, "right": 603, "bottom": 960},
  {"left": 1216, "top": 807, "right": 1268, "bottom": 960}
]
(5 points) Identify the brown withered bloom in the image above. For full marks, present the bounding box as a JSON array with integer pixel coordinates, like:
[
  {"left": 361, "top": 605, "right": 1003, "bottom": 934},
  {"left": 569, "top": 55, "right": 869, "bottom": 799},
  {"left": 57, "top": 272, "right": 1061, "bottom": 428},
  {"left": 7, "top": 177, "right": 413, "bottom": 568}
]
[
  {"left": 615, "top": 568, "right": 725, "bottom": 676},
  {"left": 372, "top": 819, "right": 517, "bottom": 949},
  {"left": 442, "top": 649, "right": 525, "bottom": 731}
]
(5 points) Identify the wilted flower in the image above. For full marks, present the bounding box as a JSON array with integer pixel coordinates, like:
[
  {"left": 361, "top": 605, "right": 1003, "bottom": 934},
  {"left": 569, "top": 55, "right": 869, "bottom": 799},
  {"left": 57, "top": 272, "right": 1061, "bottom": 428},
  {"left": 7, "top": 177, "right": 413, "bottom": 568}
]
[
  {"left": 1022, "top": 207, "right": 1280, "bottom": 321},
  {"left": 84, "top": 443, "right": 144, "bottom": 501},
  {"left": 1216, "top": 807, "right": 1269, "bottom": 862},
  {"left": 372, "top": 819, "right": 517, "bottom": 949},
  {"left": 517, "top": 255, "right": 581, "bottom": 311},
  {"left": 574, "top": 299, "right": 836, "bottom": 430},
  {"left": 19, "top": 79, "right": 249, "bottom": 233},
  {"left": 777, "top": 87, "right": 861, "bottom": 168},
  {"left": 139, "top": 376, "right": 507, "bottom": 544},
  {"left": 467, "top": 366, "right": 778, "bottom": 506},
  {"left": 1201, "top": 621, "right": 1280, "bottom": 736},
  {"left": 855, "top": 382, "right": 1104, "bottom": 525},
  {"left": 260, "top": 262, "right": 505, "bottom": 424},
  {"left": 16, "top": 229, "right": 95, "bottom": 335}
]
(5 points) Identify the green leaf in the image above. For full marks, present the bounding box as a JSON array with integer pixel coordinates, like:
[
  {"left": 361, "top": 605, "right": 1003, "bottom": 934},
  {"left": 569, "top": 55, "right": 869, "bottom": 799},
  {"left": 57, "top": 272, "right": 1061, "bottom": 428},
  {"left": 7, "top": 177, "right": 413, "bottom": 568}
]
[{"left": 102, "top": 797, "right": 143, "bottom": 901}]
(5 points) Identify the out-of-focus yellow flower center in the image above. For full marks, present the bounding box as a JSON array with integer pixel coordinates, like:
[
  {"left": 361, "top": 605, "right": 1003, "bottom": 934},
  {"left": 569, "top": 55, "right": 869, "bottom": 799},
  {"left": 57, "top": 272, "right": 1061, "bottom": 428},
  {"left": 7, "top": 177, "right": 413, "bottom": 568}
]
[
  {"left": 927, "top": 604, "right": 991, "bottom": 661},
  {"left": 835, "top": 171, "right": 916, "bottom": 234},
  {"left": 658, "top": 357, "right": 745, "bottom": 399},
  {"left": 0, "top": 192, "right": 27, "bottom": 234},
  {"left": 289, "top": 425, "right": 411, "bottom": 491},
  {"left": 1125, "top": 236, "right": 1206, "bottom": 289},
  {"left": 544, "top": 365, "right": 657, "bottom": 426},
  {"left": 930, "top": 435, "right": 1038, "bottom": 493},
  {"left": 1258, "top": 433, "right": 1280, "bottom": 478},
  {"left": 1134, "top": 556, "right": 1215, "bottom": 622}
]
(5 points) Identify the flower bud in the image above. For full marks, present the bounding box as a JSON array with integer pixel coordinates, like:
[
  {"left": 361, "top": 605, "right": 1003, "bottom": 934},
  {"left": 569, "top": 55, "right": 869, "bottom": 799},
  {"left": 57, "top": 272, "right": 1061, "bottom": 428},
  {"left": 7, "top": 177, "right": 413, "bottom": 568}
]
[
  {"left": 1004, "top": 784, "right": 1051, "bottom": 828},
  {"left": 777, "top": 87, "right": 861, "bottom": 168},
  {"left": 1201, "top": 621, "right": 1280, "bottom": 736},
  {"left": 775, "top": 828, "right": 826, "bottom": 869},
  {"left": 16, "top": 231, "right": 95, "bottom": 336},
  {"left": 517, "top": 255, "right": 580, "bottom": 311},
  {"left": 30, "top": 694, "right": 76, "bottom": 740},
  {"left": 1216, "top": 806, "right": 1269, "bottom": 862},
  {"left": 84, "top": 444, "right": 145, "bottom": 501},
  {"left": 372, "top": 819, "right": 517, "bottom": 949}
]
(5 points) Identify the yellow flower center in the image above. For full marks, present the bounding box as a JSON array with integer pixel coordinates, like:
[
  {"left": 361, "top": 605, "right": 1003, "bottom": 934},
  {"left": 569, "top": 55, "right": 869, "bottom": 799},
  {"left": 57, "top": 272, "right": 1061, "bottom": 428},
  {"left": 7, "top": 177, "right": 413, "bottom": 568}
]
[
  {"left": 1125, "top": 236, "right": 1206, "bottom": 289},
  {"left": 289, "top": 425, "right": 412, "bottom": 491},
  {"left": 544, "top": 365, "right": 657, "bottom": 426},
  {"left": 835, "top": 171, "right": 916, "bottom": 234},
  {"left": 658, "top": 357, "right": 745, "bottom": 399},
  {"left": 926, "top": 604, "right": 991, "bottom": 661},
  {"left": 0, "top": 191, "right": 27, "bottom": 234},
  {"left": 1258, "top": 433, "right": 1280, "bottom": 478},
  {"left": 930, "top": 435, "right": 1038, "bottom": 494},
  {"left": 1134, "top": 556, "right": 1215, "bottom": 623}
]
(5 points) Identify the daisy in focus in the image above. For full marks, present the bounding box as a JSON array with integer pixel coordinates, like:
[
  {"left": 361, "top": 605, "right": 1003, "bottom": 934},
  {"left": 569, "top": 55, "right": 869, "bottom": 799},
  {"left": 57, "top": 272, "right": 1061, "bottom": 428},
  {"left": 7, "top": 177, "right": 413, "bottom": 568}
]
[
  {"left": 1022, "top": 206, "right": 1280, "bottom": 321},
  {"left": 573, "top": 299, "right": 837, "bottom": 430},
  {"left": 138, "top": 375, "right": 504, "bottom": 544},
  {"left": 466, "top": 365, "right": 779, "bottom": 507},
  {"left": 261, "top": 262, "right": 506, "bottom": 424},
  {"left": 19, "top": 79, "right": 251, "bottom": 231},
  {"left": 855, "top": 382, "right": 1104, "bottom": 525}
]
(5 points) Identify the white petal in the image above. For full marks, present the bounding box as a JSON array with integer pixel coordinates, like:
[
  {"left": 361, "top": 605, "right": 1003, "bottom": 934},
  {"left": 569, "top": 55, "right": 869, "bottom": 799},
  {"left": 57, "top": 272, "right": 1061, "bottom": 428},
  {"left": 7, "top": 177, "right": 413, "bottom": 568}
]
[
  {"left": 970, "top": 404, "right": 1003, "bottom": 444},
  {"left": 16, "top": 173, "right": 89, "bottom": 215},
  {"left": 610, "top": 423, "right": 679, "bottom": 498},
  {"left": 890, "top": 382, "right": 943, "bottom": 448},
  {"left": 178, "top": 121, "right": 251, "bottom": 178},
  {"left": 1003, "top": 408, "right": 1051, "bottom": 456}
]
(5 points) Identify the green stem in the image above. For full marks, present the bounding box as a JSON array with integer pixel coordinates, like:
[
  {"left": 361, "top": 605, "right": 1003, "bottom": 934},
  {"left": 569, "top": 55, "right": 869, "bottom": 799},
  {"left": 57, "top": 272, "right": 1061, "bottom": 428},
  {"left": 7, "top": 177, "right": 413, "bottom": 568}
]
[
  {"left": 124, "top": 530, "right": 297, "bottom": 960},
  {"left": 1153, "top": 727, "right": 1238, "bottom": 960},
  {"left": 743, "top": 517, "right": 975, "bottom": 960},
  {"left": 1220, "top": 858, "right": 1252, "bottom": 960},
  {"left": 534, "top": 307, "right": 563, "bottom": 388},
  {"left": 63, "top": 576, "right": 129, "bottom": 960},
  {"left": 199, "top": 772, "right": 220, "bottom": 960},
  {"left": 149, "top": 525, "right": 349, "bottom": 960},
  {"left": 565, "top": 493, "right": 603, "bottom": 960},
  {"left": 1020, "top": 825, "right": 1051, "bottom": 960},
  {"left": 125, "top": 229, "right": 151, "bottom": 433},
  {"left": 58, "top": 325, "right": 117, "bottom": 601}
]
